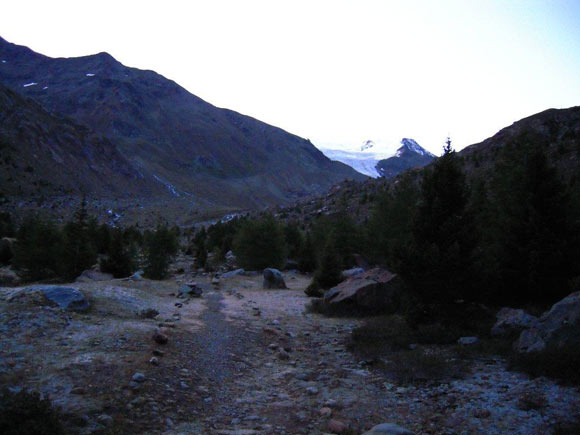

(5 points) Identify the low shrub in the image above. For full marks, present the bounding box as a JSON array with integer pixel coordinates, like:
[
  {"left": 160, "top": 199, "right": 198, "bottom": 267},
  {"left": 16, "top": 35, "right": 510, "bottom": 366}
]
[
  {"left": 383, "top": 350, "right": 469, "bottom": 384},
  {"left": 509, "top": 344, "right": 580, "bottom": 386},
  {"left": 0, "top": 388, "right": 64, "bottom": 435}
]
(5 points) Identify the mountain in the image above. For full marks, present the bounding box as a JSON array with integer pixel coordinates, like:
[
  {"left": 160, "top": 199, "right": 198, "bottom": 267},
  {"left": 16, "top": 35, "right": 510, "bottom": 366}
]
[
  {"left": 319, "top": 138, "right": 435, "bottom": 178},
  {"left": 0, "top": 83, "right": 158, "bottom": 200},
  {"left": 0, "top": 37, "right": 364, "bottom": 214},
  {"left": 375, "top": 138, "right": 436, "bottom": 178},
  {"left": 458, "top": 107, "right": 580, "bottom": 181}
]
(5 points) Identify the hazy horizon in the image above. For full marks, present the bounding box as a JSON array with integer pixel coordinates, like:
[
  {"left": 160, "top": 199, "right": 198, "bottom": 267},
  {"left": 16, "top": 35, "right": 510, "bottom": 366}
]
[{"left": 1, "top": 0, "right": 579, "bottom": 155}]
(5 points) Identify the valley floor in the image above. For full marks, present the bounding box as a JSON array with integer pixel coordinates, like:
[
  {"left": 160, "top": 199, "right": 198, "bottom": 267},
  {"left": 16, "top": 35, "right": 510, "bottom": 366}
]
[{"left": 1, "top": 273, "right": 579, "bottom": 434}]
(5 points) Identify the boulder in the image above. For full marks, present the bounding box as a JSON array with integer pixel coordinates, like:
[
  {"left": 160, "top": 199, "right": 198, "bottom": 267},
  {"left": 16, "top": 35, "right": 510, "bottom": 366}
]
[
  {"left": 515, "top": 291, "right": 580, "bottom": 352},
  {"left": 0, "top": 266, "right": 20, "bottom": 286},
  {"left": 30, "top": 286, "right": 89, "bottom": 312},
  {"left": 263, "top": 268, "right": 287, "bottom": 289},
  {"left": 222, "top": 268, "right": 245, "bottom": 279},
  {"left": 341, "top": 267, "right": 364, "bottom": 279},
  {"left": 178, "top": 283, "right": 203, "bottom": 298},
  {"left": 139, "top": 308, "right": 159, "bottom": 319},
  {"left": 225, "top": 250, "right": 236, "bottom": 265},
  {"left": 127, "top": 270, "right": 144, "bottom": 281},
  {"left": 75, "top": 269, "right": 113, "bottom": 283},
  {"left": 491, "top": 307, "right": 539, "bottom": 337},
  {"left": 323, "top": 268, "right": 402, "bottom": 312},
  {"left": 363, "top": 423, "right": 414, "bottom": 435}
]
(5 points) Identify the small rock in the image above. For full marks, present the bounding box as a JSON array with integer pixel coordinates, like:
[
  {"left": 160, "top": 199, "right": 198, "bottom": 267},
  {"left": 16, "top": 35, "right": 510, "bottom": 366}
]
[
  {"left": 153, "top": 331, "right": 169, "bottom": 345},
  {"left": 474, "top": 409, "right": 491, "bottom": 419},
  {"left": 149, "top": 357, "right": 160, "bottom": 366},
  {"left": 128, "top": 381, "right": 141, "bottom": 390},
  {"left": 328, "top": 419, "right": 347, "bottom": 433},
  {"left": 97, "top": 414, "right": 114, "bottom": 427},
  {"left": 319, "top": 407, "right": 332, "bottom": 417},
  {"left": 139, "top": 308, "right": 159, "bottom": 319},
  {"left": 152, "top": 349, "right": 165, "bottom": 356},
  {"left": 278, "top": 349, "right": 290, "bottom": 360},
  {"left": 132, "top": 373, "right": 146, "bottom": 383},
  {"left": 305, "top": 386, "right": 319, "bottom": 395},
  {"left": 363, "top": 423, "right": 414, "bottom": 434}
]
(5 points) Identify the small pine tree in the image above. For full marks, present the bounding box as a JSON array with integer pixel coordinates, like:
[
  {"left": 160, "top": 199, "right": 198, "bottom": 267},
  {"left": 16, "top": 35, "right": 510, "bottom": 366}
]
[
  {"left": 59, "top": 198, "right": 97, "bottom": 281},
  {"left": 143, "top": 224, "right": 179, "bottom": 280},
  {"left": 309, "top": 232, "right": 343, "bottom": 291},
  {"left": 298, "top": 232, "right": 316, "bottom": 273},
  {"left": 100, "top": 228, "right": 136, "bottom": 278},
  {"left": 12, "top": 216, "right": 62, "bottom": 282}
]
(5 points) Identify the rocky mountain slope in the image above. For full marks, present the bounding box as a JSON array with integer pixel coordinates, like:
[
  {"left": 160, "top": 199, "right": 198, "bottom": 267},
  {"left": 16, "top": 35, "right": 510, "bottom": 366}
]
[
  {"left": 459, "top": 106, "right": 580, "bottom": 180},
  {"left": 0, "top": 83, "right": 158, "bottom": 200},
  {"left": 320, "top": 139, "right": 435, "bottom": 178},
  {"left": 0, "top": 37, "right": 364, "bottom": 212}
]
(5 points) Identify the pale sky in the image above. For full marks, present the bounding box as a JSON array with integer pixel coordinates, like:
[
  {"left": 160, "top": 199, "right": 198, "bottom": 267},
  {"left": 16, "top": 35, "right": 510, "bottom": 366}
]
[{"left": 1, "top": 0, "right": 579, "bottom": 155}]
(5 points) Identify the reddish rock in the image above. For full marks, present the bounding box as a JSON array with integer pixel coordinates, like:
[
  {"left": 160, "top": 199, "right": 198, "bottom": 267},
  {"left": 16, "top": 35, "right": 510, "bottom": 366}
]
[{"left": 328, "top": 419, "right": 347, "bottom": 433}]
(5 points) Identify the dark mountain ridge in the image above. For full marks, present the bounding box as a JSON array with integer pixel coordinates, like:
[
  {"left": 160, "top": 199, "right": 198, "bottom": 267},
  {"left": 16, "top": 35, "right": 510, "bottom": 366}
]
[{"left": 0, "top": 36, "right": 364, "bottom": 213}]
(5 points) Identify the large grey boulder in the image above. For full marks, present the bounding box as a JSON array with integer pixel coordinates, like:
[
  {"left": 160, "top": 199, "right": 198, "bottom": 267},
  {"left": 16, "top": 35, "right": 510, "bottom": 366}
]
[
  {"left": 515, "top": 291, "right": 580, "bottom": 352},
  {"left": 33, "top": 286, "right": 90, "bottom": 312},
  {"left": 363, "top": 423, "right": 414, "bottom": 434},
  {"left": 491, "top": 307, "right": 539, "bottom": 337},
  {"left": 263, "top": 268, "right": 287, "bottom": 289},
  {"left": 323, "top": 268, "right": 402, "bottom": 312}
]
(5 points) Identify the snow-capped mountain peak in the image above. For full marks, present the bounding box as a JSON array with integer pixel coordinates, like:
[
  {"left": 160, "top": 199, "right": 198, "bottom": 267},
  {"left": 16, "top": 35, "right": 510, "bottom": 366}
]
[
  {"left": 397, "top": 138, "right": 435, "bottom": 157},
  {"left": 319, "top": 138, "right": 435, "bottom": 178},
  {"left": 360, "top": 140, "right": 375, "bottom": 152}
]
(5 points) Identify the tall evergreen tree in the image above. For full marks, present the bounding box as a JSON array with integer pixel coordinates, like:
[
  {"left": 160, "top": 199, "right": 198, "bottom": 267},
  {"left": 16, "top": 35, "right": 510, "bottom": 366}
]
[
  {"left": 490, "top": 140, "right": 579, "bottom": 306},
  {"left": 100, "top": 228, "right": 136, "bottom": 278},
  {"left": 144, "top": 224, "right": 179, "bottom": 280},
  {"left": 60, "top": 198, "right": 97, "bottom": 280},
  {"left": 13, "top": 216, "right": 62, "bottom": 281},
  {"left": 399, "top": 139, "right": 476, "bottom": 305}
]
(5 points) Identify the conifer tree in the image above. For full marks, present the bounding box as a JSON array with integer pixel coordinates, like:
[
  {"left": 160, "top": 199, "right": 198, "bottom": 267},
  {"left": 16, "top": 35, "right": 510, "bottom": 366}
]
[
  {"left": 144, "top": 224, "right": 179, "bottom": 280},
  {"left": 100, "top": 228, "right": 136, "bottom": 278},
  {"left": 399, "top": 138, "right": 476, "bottom": 305},
  {"left": 60, "top": 197, "right": 97, "bottom": 280},
  {"left": 13, "top": 216, "right": 62, "bottom": 281},
  {"left": 491, "top": 139, "right": 579, "bottom": 305},
  {"left": 232, "top": 213, "right": 286, "bottom": 270}
]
